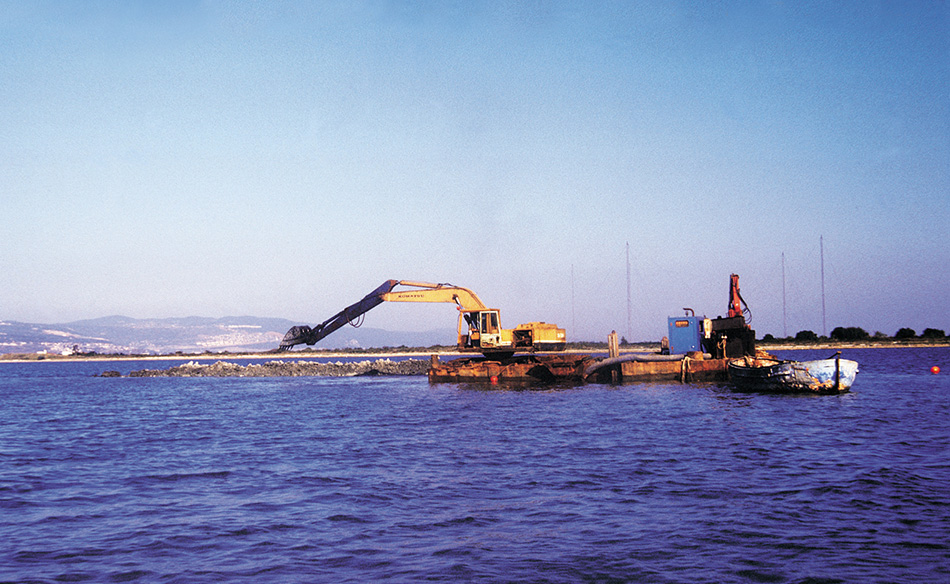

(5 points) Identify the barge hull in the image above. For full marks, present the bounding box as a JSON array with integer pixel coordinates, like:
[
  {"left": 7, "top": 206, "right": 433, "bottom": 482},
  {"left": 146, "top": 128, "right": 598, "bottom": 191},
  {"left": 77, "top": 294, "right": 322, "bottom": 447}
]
[
  {"left": 619, "top": 357, "right": 730, "bottom": 383},
  {"left": 428, "top": 354, "right": 593, "bottom": 383},
  {"left": 427, "top": 354, "right": 729, "bottom": 384}
]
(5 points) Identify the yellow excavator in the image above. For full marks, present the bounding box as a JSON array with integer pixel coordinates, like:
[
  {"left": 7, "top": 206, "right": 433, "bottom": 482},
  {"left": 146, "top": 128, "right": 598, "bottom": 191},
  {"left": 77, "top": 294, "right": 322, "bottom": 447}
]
[{"left": 278, "top": 280, "right": 566, "bottom": 359}]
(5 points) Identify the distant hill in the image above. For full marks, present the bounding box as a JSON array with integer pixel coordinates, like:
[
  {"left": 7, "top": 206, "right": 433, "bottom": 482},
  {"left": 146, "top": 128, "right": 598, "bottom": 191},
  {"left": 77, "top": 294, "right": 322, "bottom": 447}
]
[{"left": 0, "top": 316, "right": 455, "bottom": 355}]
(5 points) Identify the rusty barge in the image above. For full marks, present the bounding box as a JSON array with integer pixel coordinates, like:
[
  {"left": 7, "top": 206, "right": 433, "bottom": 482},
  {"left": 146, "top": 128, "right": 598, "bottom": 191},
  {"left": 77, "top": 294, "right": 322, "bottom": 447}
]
[
  {"left": 426, "top": 351, "right": 733, "bottom": 384},
  {"left": 280, "top": 274, "right": 757, "bottom": 385},
  {"left": 427, "top": 273, "right": 757, "bottom": 384}
]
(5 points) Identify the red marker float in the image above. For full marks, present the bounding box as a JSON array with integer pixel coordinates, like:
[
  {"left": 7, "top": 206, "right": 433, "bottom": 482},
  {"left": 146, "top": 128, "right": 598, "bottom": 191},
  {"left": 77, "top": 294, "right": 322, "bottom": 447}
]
[{"left": 932, "top": 366, "right": 941, "bottom": 375}]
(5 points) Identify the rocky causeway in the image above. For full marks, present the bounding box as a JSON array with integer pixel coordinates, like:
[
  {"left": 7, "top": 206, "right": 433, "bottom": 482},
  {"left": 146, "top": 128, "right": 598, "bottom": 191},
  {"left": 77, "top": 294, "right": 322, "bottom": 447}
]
[{"left": 104, "top": 358, "right": 430, "bottom": 378}]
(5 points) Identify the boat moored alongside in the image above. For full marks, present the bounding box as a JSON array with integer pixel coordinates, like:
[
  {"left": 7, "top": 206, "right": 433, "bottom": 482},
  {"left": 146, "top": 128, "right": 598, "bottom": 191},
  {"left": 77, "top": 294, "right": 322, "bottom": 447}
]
[{"left": 728, "top": 351, "right": 858, "bottom": 393}]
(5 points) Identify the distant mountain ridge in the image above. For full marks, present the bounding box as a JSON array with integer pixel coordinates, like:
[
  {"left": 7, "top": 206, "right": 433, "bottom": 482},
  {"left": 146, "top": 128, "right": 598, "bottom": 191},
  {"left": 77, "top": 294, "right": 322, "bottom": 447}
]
[{"left": 0, "top": 316, "right": 455, "bottom": 355}]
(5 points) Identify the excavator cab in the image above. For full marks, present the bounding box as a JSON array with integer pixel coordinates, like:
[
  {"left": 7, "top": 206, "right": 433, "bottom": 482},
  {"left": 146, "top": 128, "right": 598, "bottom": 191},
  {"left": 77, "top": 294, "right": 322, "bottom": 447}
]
[
  {"left": 477, "top": 310, "right": 502, "bottom": 348},
  {"left": 460, "top": 309, "right": 503, "bottom": 349}
]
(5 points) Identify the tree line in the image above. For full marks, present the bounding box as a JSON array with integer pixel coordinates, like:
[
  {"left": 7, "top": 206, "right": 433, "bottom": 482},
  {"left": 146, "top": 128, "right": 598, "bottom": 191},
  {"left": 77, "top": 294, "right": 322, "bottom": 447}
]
[{"left": 762, "top": 327, "right": 947, "bottom": 343}]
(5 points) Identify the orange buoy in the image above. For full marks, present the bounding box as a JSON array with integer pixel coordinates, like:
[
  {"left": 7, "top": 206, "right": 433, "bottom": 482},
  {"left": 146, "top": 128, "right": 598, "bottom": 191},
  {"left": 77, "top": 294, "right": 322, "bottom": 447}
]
[{"left": 932, "top": 366, "right": 941, "bottom": 375}]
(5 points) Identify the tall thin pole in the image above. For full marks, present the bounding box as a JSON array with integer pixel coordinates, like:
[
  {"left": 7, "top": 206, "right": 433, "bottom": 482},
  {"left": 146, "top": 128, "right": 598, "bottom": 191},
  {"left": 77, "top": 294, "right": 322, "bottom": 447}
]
[
  {"left": 782, "top": 252, "right": 787, "bottom": 338},
  {"left": 626, "top": 242, "right": 632, "bottom": 342},
  {"left": 820, "top": 236, "right": 826, "bottom": 337},
  {"left": 571, "top": 264, "right": 576, "bottom": 336}
]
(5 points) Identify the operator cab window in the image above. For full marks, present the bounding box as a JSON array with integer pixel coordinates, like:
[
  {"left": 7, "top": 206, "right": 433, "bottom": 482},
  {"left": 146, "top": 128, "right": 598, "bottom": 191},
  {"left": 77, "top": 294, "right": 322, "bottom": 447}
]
[{"left": 481, "top": 311, "right": 499, "bottom": 334}]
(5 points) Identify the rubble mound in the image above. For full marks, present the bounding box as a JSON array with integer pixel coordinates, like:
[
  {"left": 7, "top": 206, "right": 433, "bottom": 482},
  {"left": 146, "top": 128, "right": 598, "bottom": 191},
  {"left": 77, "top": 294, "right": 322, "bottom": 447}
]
[{"left": 126, "top": 359, "right": 429, "bottom": 378}]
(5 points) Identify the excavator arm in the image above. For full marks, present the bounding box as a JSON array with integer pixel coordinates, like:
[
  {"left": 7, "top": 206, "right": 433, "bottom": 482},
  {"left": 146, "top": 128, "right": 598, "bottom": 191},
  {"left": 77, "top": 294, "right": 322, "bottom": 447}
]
[
  {"left": 279, "top": 280, "right": 397, "bottom": 350},
  {"left": 727, "top": 273, "right": 752, "bottom": 322},
  {"left": 278, "top": 280, "right": 488, "bottom": 351}
]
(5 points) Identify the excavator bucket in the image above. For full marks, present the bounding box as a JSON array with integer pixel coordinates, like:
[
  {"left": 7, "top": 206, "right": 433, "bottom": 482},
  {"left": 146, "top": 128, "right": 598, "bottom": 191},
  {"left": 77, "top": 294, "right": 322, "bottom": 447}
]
[{"left": 279, "top": 325, "right": 316, "bottom": 351}]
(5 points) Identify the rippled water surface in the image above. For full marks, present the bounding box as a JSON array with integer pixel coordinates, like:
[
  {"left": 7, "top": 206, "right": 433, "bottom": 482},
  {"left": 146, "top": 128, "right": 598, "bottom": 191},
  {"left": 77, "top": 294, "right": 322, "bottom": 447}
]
[{"left": 2, "top": 347, "right": 948, "bottom": 583}]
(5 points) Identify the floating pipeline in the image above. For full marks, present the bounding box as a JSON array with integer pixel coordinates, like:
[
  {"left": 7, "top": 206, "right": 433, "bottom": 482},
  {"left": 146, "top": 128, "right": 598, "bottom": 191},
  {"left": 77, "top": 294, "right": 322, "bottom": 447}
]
[{"left": 116, "top": 359, "right": 430, "bottom": 378}]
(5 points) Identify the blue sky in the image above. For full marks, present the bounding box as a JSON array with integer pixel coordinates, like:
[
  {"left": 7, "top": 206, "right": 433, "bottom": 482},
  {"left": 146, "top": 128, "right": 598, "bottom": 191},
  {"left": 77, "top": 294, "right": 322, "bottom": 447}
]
[{"left": 2, "top": 1, "right": 947, "bottom": 342}]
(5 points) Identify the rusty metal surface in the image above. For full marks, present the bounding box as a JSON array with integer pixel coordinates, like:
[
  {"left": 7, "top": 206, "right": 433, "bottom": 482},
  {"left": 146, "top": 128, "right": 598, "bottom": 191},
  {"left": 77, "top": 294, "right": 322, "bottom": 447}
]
[
  {"left": 428, "top": 354, "right": 593, "bottom": 383},
  {"left": 428, "top": 353, "right": 730, "bottom": 385},
  {"left": 618, "top": 358, "right": 729, "bottom": 382}
]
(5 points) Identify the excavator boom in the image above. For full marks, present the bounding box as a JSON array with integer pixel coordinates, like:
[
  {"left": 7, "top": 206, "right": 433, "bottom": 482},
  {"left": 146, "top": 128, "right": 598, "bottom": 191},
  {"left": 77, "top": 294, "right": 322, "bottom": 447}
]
[
  {"left": 279, "top": 279, "right": 565, "bottom": 356},
  {"left": 379, "top": 280, "right": 487, "bottom": 310},
  {"left": 279, "top": 280, "right": 489, "bottom": 351}
]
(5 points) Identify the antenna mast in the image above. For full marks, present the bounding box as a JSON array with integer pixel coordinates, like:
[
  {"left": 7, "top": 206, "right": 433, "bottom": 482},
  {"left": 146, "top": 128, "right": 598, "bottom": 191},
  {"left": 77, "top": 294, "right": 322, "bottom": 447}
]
[
  {"left": 626, "top": 242, "right": 632, "bottom": 341},
  {"left": 571, "top": 264, "right": 576, "bottom": 336},
  {"left": 820, "top": 236, "right": 826, "bottom": 337},
  {"left": 782, "top": 252, "right": 787, "bottom": 338}
]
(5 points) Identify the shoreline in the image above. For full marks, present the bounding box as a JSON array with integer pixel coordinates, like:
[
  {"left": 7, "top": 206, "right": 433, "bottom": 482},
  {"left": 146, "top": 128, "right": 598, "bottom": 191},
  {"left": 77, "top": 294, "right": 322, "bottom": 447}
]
[{"left": 0, "top": 340, "right": 946, "bottom": 364}]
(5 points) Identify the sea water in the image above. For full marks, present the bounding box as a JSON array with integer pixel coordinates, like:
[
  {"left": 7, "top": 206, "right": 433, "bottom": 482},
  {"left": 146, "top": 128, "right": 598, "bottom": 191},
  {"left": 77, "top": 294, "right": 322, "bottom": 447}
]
[{"left": 1, "top": 347, "right": 948, "bottom": 583}]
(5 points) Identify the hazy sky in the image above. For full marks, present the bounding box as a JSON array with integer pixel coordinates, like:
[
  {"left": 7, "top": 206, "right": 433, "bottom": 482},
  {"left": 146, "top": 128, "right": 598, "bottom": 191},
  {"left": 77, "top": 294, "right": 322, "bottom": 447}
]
[{"left": 2, "top": 1, "right": 948, "bottom": 342}]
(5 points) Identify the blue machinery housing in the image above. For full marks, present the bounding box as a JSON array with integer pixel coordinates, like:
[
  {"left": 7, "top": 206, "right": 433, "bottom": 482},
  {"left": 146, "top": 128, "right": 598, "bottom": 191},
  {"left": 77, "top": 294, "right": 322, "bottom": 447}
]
[{"left": 668, "top": 315, "right": 704, "bottom": 354}]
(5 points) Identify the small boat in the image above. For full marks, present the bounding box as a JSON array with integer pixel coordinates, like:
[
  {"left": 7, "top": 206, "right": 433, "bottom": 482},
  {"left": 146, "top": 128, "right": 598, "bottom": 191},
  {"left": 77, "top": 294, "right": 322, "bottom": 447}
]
[{"left": 728, "top": 351, "right": 858, "bottom": 393}]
